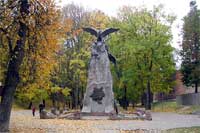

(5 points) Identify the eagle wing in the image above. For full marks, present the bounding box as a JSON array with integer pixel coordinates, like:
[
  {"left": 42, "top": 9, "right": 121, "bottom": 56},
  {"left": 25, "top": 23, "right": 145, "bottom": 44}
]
[
  {"left": 108, "top": 53, "right": 116, "bottom": 65},
  {"left": 101, "top": 28, "right": 119, "bottom": 38},
  {"left": 82, "top": 27, "right": 98, "bottom": 37}
]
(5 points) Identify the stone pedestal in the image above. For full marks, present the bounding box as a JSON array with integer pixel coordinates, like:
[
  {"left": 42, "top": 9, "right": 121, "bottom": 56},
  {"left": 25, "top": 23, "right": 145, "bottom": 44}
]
[{"left": 81, "top": 42, "right": 115, "bottom": 114}]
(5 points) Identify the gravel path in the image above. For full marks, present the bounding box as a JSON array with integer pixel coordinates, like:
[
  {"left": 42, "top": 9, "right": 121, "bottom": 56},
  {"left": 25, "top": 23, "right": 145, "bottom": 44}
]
[{"left": 10, "top": 110, "right": 200, "bottom": 133}]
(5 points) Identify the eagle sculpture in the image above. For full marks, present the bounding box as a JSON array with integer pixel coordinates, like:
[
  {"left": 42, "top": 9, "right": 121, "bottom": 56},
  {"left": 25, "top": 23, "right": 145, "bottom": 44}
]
[
  {"left": 83, "top": 27, "right": 119, "bottom": 65},
  {"left": 82, "top": 27, "right": 119, "bottom": 42}
]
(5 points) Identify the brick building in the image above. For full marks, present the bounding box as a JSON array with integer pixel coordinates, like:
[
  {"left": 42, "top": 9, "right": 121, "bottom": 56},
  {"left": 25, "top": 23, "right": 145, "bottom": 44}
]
[{"left": 155, "top": 71, "right": 186, "bottom": 101}]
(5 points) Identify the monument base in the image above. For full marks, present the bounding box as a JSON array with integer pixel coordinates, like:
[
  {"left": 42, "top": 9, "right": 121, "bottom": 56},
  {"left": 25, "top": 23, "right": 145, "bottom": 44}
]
[
  {"left": 80, "top": 112, "right": 116, "bottom": 120},
  {"left": 58, "top": 110, "right": 152, "bottom": 120}
]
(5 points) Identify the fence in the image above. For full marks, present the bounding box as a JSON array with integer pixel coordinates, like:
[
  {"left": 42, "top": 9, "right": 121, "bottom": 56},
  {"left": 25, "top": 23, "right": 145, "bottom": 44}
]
[{"left": 176, "top": 93, "right": 200, "bottom": 105}]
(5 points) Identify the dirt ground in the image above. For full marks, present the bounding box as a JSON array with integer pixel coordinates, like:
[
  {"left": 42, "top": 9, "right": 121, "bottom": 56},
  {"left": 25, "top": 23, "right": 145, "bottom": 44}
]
[{"left": 9, "top": 110, "right": 200, "bottom": 133}]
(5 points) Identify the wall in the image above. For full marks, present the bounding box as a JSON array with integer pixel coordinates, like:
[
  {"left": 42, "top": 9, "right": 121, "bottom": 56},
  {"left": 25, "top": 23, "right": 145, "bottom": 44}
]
[{"left": 176, "top": 93, "right": 200, "bottom": 105}]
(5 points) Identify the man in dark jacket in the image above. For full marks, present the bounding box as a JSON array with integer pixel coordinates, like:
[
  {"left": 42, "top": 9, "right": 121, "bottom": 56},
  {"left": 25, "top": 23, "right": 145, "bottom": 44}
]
[{"left": 39, "top": 103, "right": 45, "bottom": 113}]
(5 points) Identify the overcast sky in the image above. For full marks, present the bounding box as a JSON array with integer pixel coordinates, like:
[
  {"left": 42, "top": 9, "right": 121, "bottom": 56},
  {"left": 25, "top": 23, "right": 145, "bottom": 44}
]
[{"left": 56, "top": 0, "right": 200, "bottom": 50}]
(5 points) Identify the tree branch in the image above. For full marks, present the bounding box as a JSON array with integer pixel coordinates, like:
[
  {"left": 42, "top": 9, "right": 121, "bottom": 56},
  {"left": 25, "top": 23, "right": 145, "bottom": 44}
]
[
  {"left": 0, "top": 28, "right": 7, "bottom": 34},
  {"left": 6, "top": 36, "right": 13, "bottom": 55}
]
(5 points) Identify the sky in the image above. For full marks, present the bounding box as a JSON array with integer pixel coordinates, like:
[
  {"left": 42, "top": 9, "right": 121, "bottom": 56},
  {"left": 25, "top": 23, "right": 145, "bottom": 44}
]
[{"left": 56, "top": 0, "right": 200, "bottom": 50}]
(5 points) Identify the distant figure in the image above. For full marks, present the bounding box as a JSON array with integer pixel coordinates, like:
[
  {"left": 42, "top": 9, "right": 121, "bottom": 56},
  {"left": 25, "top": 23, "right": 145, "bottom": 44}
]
[
  {"left": 114, "top": 99, "right": 119, "bottom": 114},
  {"left": 32, "top": 106, "right": 36, "bottom": 116},
  {"left": 39, "top": 102, "right": 45, "bottom": 113}
]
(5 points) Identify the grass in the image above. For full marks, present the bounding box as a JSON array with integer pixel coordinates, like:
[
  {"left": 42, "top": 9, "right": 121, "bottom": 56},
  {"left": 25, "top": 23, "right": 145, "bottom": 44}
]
[
  {"left": 166, "top": 127, "right": 200, "bottom": 133},
  {"left": 152, "top": 100, "right": 200, "bottom": 114},
  {"left": 11, "top": 98, "right": 200, "bottom": 114},
  {"left": 152, "top": 100, "right": 178, "bottom": 112}
]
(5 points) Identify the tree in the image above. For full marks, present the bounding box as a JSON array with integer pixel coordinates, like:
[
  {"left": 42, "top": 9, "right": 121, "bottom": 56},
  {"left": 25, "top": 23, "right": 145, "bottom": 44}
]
[
  {"left": 0, "top": 0, "right": 30, "bottom": 131},
  {"left": 56, "top": 4, "right": 110, "bottom": 109},
  {"left": 56, "top": 3, "right": 89, "bottom": 109},
  {"left": 0, "top": 0, "right": 64, "bottom": 131},
  {"left": 181, "top": 1, "right": 200, "bottom": 93},
  {"left": 109, "top": 5, "right": 176, "bottom": 110},
  {"left": 15, "top": 0, "right": 65, "bottom": 106}
]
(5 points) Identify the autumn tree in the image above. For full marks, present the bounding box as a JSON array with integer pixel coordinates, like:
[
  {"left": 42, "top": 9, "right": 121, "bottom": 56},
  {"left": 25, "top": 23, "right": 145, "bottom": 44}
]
[
  {"left": 54, "top": 3, "right": 89, "bottom": 109},
  {"left": 0, "top": 0, "right": 65, "bottom": 131},
  {"left": 15, "top": 0, "right": 67, "bottom": 106},
  {"left": 0, "top": 0, "right": 30, "bottom": 131},
  {"left": 181, "top": 1, "right": 200, "bottom": 93},
  {"left": 55, "top": 4, "right": 111, "bottom": 109}
]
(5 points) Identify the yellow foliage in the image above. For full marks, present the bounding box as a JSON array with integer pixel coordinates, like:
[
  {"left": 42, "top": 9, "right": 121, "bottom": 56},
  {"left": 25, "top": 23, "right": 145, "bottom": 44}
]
[
  {"left": 16, "top": 0, "right": 72, "bottom": 100},
  {"left": 86, "top": 10, "right": 110, "bottom": 29}
]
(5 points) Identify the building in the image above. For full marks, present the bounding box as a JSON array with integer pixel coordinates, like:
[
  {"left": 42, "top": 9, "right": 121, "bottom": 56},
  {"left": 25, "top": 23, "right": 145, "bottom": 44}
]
[{"left": 155, "top": 71, "right": 186, "bottom": 101}]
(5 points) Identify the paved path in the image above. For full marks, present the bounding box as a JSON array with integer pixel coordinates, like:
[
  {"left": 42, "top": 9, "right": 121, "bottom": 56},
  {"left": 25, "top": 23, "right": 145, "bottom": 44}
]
[{"left": 10, "top": 110, "right": 200, "bottom": 132}]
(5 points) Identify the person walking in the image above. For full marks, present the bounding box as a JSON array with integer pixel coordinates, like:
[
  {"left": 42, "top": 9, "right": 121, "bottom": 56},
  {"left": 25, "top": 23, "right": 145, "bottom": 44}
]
[
  {"left": 39, "top": 102, "right": 44, "bottom": 113},
  {"left": 32, "top": 105, "right": 36, "bottom": 117}
]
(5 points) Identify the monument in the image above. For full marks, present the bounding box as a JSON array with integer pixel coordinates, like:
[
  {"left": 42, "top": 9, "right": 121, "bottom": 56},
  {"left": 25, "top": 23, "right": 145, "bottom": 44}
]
[
  {"left": 81, "top": 27, "right": 119, "bottom": 114},
  {"left": 39, "top": 27, "right": 152, "bottom": 120}
]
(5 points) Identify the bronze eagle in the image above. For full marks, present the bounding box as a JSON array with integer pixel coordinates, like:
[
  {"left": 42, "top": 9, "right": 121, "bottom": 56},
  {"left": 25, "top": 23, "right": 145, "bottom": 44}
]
[
  {"left": 83, "top": 27, "right": 120, "bottom": 78},
  {"left": 83, "top": 27, "right": 119, "bottom": 42}
]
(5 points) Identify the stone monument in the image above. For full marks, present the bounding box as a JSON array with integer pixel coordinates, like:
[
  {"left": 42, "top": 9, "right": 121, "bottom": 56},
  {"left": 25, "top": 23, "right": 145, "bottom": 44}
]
[
  {"left": 81, "top": 27, "right": 119, "bottom": 114},
  {"left": 39, "top": 27, "right": 152, "bottom": 120}
]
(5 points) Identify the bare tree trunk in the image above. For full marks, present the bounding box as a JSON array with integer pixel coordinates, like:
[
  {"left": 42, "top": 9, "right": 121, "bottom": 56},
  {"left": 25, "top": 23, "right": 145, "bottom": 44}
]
[
  {"left": 146, "top": 79, "right": 151, "bottom": 110},
  {"left": 124, "top": 85, "right": 127, "bottom": 110},
  {"left": 52, "top": 99, "right": 56, "bottom": 108},
  {"left": 195, "top": 82, "right": 198, "bottom": 93},
  {"left": 43, "top": 99, "right": 45, "bottom": 108},
  {"left": 146, "top": 50, "right": 153, "bottom": 110},
  {"left": 28, "top": 101, "right": 33, "bottom": 109},
  {"left": 75, "top": 87, "right": 78, "bottom": 109},
  {"left": 77, "top": 88, "right": 80, "bottom": 108},
  {"left": 81, "top": 86, "right": 84, "bottom": 101},
  {"left": 52, "top": 94, "right": 56, "bottom": 108},
  {"left": 71, "top": 91, "right": 75, "bottom": 109},
  {"left": 141, "top": 91, "right": 145, "bottom": 106}
]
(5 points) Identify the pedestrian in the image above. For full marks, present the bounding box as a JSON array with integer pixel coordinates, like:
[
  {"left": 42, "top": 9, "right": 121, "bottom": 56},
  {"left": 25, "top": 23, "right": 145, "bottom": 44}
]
[
  {"left": 32, "top": 105, "right": 36, "bottom": 117},
  {"left": 39, "top": 102, "right": 44, "bottom": 113}
]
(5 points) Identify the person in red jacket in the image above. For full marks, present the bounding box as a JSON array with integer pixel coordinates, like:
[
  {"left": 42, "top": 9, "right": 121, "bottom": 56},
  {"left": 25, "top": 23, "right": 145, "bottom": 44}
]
[{"left": 32, "top": 105, "right": 36, "bottom": 117}]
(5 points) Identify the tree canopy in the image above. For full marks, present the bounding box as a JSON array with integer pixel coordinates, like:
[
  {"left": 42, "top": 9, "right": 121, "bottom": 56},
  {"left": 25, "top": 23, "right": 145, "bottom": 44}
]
[
  {"left": 108, "top": 5, "right": 176, "bottom": 109},
  {"left": 0, "top": 1, "right": 178, "bottom": 131},
  {"left": 180, "top": 1, "right": 200, "bottom": 93}
]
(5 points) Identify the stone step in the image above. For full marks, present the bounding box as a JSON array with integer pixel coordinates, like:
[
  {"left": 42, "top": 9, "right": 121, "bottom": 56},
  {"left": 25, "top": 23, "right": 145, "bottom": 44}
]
[{"left": 81, "top": 116, "right": 109, "bottom": 120}]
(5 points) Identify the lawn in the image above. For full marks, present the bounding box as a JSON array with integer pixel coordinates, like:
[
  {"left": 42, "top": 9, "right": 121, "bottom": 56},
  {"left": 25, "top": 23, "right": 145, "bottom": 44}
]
[
  {"left": 152, "top": 100, "right": 200, "bottom": 114},
  {"left": 166, "top": 127, "right": 200, "bottom": 133}
]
